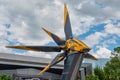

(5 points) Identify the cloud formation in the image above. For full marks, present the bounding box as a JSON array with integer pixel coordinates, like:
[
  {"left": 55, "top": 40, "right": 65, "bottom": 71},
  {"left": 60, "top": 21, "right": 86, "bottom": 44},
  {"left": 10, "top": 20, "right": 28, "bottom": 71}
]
[{"left": 0, "top": 0, "right": 120, "bottom": 58}]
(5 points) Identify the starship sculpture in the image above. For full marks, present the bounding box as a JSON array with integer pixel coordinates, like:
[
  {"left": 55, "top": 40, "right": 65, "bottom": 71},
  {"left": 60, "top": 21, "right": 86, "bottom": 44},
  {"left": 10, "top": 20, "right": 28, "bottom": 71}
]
[{"left": 6, "top": 4, "right": 97, "bottom": 80}]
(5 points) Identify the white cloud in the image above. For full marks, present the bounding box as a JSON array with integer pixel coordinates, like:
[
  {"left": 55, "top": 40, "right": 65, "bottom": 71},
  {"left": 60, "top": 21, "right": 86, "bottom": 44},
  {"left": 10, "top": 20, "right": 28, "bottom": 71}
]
[
  {"left": 73, "top": 16, "right": 95, "bottom": 36},
  {"left": 84, "top": 21, "right": 120, "bottom": 58},
  {"left": 93, "top": 47, "right": 111, "bottom": 58},
  {"left": 0, "top": 0, "right": 120, "bottom": 58},
  {"left": 84, "top": 32, "right": 107, "bottom": 47},
  {"left": 0, "top": 24, "right": 8, "bottom": 51},
  {"left": 0, "top": 0, "right": 64, "bottom": 45},
  {"left": 76, "top": 0, "right": 120, "bottom": 21},
  {"left": 104, "top": 23, "right": 120, "bottom": 36}
]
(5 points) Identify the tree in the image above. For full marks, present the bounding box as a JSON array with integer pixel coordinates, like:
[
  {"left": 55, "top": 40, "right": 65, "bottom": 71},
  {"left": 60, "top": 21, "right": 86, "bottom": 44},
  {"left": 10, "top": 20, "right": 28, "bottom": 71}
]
[
  {"left": 114, "top": 46, "right": 120, "bottom": 61},
  {"left": 94, "top": 67, "right": 106, "bottom": 80},
  {"left": 85, "top": 47, "right": 120, "bottom": 80},
  {"left": 85, "top": 75, "right": 99, "bottom": 80},
  {"left": 103, "top": 47, "right": 120, "bottom": 80},
  {"left": 0, "top": 74, "right": 13, "bottom": 80},
  {"left": 114, "top": 46, "right": 120, "bottom": 53},
  {"left": 104, "top": 57, "right": 120, "bottom": 80}
]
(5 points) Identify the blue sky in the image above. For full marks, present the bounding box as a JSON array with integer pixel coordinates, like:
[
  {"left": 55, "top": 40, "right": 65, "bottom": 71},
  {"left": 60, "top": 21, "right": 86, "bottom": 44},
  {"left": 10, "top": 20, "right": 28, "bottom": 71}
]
[{"left": 0, "top": 0, "right": 120, "bottom": 58}]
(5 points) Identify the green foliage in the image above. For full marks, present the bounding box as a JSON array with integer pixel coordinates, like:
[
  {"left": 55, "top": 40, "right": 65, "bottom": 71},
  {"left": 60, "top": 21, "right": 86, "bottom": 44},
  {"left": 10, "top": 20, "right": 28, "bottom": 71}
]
[
  {"left": 85, "top": 46, "right": 120, "bottom": 80},
  {"left": 104, "top": 57, "right": 120, "bottom": 80},
  {"left": 0, "top": 74, "right": 13, "bottom": 80},
  {"left": 94, "top": 67, "right": 106, "bottom": 80},
  {"left": 114, "top": 46, "right": 120, "bottom": 53},
  {"left": 85, "top": 75, "right": 99, "bottom": 80}
]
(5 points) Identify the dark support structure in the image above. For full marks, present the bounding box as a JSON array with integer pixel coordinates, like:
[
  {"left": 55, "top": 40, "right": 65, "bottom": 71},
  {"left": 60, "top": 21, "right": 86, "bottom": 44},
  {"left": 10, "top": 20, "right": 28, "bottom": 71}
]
[
  {"left": 61, "top": 53, "right": 83, "bottom": 80},
  {"left": 67, "top": 54, "right": 83, "bottom": 80}
]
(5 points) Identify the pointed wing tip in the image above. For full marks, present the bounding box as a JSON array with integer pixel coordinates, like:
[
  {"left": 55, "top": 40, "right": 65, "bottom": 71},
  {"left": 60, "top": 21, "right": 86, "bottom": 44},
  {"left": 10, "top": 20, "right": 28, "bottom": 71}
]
[
  {"left": 64, "top": 3, "right": 66, "bottom": 7},
  {"left": 84, "top": 53, "right": 98, "bottom": 60},
  {"left": 42, "top": 27, "right": 48, "bottom": 33},
  {"left": 42, "top": 27, "right": 46, "bottom": 32},
  {"left": 41, "top": 27, "right": 53, "bottom": 38},
  {"left": 90, "top": 57, "right": 98, "bottom": 60},
  {"left": 92, "top": 56, "right": 98, "bottom": 60},
  {"left": 6, "top": 46, "right": 9, "bottom": 48},
  {"left": 92, "top": 55, "right": 98, "bottom": 60},
  {"left": 6, "top": 46, "right": 24, "bottom": 49},
  {"left": 41, "top": 27, "right": 45, "bottom": 30},
  {"left": 64, "top": 3, "right": 68, "bottom": 12},
  {"left": 6, "top": 46, "right": 13, "bottom": 48},
  {"left": 91, "top": 56, "right": 98, "bottom": 60},
  {"left": 94, "top": 58, "right": 98, "bottom": 60}
]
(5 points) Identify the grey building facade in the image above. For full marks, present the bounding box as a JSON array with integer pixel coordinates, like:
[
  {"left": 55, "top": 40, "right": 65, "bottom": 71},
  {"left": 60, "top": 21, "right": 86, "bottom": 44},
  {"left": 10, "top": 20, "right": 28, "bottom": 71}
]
[{"left": 0, "top": 53, "right": 92, "bottom": 80}]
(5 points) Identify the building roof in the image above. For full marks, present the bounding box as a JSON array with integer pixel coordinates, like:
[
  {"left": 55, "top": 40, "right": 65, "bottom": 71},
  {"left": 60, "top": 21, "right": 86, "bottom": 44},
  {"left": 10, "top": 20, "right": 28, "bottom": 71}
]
[
  {"left": 0, "top": 52, "right": 64, "bottom": 69},
  {"left": 0, "top": 53, "right": 92, "bottom": 74}
]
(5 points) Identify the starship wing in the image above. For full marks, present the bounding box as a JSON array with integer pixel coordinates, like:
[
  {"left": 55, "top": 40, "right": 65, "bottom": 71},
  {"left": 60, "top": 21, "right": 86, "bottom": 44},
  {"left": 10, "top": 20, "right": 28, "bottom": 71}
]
[
  {"left": 64, "top": 4, "right": 73, "bottom": 40},
  {"left": 6, "top": 46, "right": 62, "bottom": 52},
  {"left": 42, "top": 28, "right": 65, "bottom": 45},
  {"left": 38, "top": 52, "right": 65, "bottom": 75},
  {"left": 84, "top": 53, "right": 97, "bottom": 60}
]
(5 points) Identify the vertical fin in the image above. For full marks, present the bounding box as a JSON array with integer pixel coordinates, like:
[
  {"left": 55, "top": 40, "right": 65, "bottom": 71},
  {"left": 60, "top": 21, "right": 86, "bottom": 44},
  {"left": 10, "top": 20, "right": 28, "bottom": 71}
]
[{"left": 64, "top": 3, "right": 73, "bottom": 40}]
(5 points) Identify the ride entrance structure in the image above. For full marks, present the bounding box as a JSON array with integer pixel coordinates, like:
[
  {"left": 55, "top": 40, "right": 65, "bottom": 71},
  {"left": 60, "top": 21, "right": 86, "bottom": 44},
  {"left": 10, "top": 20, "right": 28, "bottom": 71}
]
[{"left": 6, "top": 4, "right": 97, "bottom": 80}]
